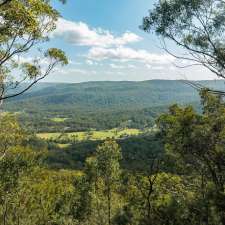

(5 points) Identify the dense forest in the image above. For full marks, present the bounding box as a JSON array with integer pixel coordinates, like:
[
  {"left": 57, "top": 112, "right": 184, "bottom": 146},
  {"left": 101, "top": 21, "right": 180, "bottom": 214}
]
[
  {"left": 4, "top": 80, "right": 225, "bottom": 132},
  {"left": 1, "top": 91, "right": 225, "bottom": 225},
  {"left": 1, "top": 0, "right": 225, "bottom": 225}
]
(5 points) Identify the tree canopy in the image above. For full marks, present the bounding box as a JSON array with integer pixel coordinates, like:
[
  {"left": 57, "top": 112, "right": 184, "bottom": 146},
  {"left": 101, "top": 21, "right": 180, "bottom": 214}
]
[
  {"left": 141, "top": 0, "right": 225, "bottom": 91},
  {"left": 157, "top": 90, "right": 225, "bottom": 224},
  {"left": 0, "top": 0, "right": 68, "bottom": 102}
]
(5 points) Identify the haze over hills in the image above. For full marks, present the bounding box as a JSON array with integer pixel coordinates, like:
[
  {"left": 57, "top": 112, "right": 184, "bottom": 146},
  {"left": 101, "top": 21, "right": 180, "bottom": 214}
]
[
  {"left": 5, "top": 80, "right": 225, "bottom": 111},
  {"left": 4, "top": 80, "right": 225, "bottom": 132}
]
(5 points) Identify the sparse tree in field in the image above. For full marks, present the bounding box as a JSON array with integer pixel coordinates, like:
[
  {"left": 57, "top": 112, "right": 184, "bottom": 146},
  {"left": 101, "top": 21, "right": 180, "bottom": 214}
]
[
  {"left": 86, "top": 131, "right": 93, "bottom": 141},
  {"left": 0, "top": 0, "right": 68, "bottom": 105},
  {"left": 141, "top": 0, "right": 225, "bottom": 94},
  {"left": 71, "top": 134, "right": 79, "bottom": 144}
]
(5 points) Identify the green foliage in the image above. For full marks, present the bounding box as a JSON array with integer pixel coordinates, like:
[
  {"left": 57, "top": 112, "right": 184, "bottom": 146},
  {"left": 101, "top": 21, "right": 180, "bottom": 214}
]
[
  {"left": 158, "top": 91, "right": 225, "bottom": 224},
  {"left": 0, "top": 128, "right": 77, "bottom": 224},
  {"left": 22, "top": 63, "right": 40, "bottom": 79},
  {"left": 85, "top": 139, "right": 122, "bottom": 225},
  {"left": 121, "top": 172, "right": 188, "bottom": 225},
  {"left": 142, "top": 0, "right": 225, "bottom": 80},
  {"left": 45, "top": 48, "right": 69, "bottom": 66},
  {"left": 0, "top": 0, "right": 67, "bottom": 101},
  {"left": 0, "top": 114, "right": 24, "bottom": 158},
  {"left": 95, "top": 139, "right": 122, "bottom": 187},
  {"left": 5, "top": 80, "right": 225, "bottom": 132},
  {"left": 43, "top": 133, "right": 163, "bottom": 171},
  {"left": 1, "top": 102, "right": 225, "bottom": 225}
]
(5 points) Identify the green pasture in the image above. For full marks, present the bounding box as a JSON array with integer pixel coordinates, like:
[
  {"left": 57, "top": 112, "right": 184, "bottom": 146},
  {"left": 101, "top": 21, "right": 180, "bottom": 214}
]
[
  {"left": 37, "top": 128, "right": 142, "bottom": 141},
  {"left": 50, "top": 117, "right": 68, "bottom": 122}
]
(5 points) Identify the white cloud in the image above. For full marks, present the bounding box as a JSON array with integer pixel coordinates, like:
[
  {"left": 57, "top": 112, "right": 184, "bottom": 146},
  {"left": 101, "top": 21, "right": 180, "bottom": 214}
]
[
  {"left": 69, "top": 60, "right": 82, "bottom": 66},
  {"left": 85, "top": 59, "right": 101, "bottom": 66},
  {"left": 86, "top": 60, "right": 94, "bottom": 65},
  {"left": 49, "top": 18, "right": 188, "bottom": 81},
  {"left": 51, "top": 18, "right": 175, "bottom": 70},
  {"left": 152, "top": 66, "right": 164, "bottom": 70},
  {"left": 57, "top": 67, "right": 97, "bottom": 75},
  {"left": 88, "top": 46, "right": 174, "bottom": 65},
  {"left": 109, "top": 63, "right": 137, "bottom": 69},
  {"left": 110, "top": 63, "right": 125, "bottom": 69},
  {"left": 58, "top": 68, "right": 87, "bottom": 75},
  {"left": 127, "top": 64, "right": 137, "bottom": 69},
  {"left": 52, "top": 18, "right": 142, "bottom": 47},
  {"left": 145, "top": 64, "right": 152, "bottom": 69}
]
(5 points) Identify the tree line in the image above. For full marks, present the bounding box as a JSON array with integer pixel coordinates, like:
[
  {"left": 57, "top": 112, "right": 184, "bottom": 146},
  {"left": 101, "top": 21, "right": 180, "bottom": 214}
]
[
  {"left": 1, "top": 0, "right": 225, "bottom": 224},
  {"left": 0, "top": 90, "right": 225, "bottom": 224}
]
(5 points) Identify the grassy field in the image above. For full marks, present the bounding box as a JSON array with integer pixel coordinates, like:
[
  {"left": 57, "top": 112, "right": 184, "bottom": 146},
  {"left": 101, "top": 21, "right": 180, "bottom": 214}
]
[
  {"left": 50, "top": 117, "right": 68, "bottom": 122},
  {"left": 37, "top": 128, "right": 142, "bottom": 142},
  {"left": 56, "top": 143, "right": 71, "bottom": 149}
]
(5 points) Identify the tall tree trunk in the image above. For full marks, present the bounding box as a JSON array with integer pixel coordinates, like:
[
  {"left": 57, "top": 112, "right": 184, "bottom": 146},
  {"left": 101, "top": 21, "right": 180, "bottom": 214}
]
[
  {"left": 107, "top": 185, "right": 111, "bottom": 225},
  {"left": 3, "top": 202, "right": 7, "bottom": 225},
  {"left": 146, "top": 193, "right": 152, "bottom": 225},
  {"left": 220, "top": 213, "right": 225, "bottom": 225}
]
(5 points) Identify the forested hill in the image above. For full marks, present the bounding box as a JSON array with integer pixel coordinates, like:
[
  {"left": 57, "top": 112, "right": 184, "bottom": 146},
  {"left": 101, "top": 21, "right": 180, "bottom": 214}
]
[
  {"left": 4, "top": 80, "right": 225, "bottom": 111},
  {"left": 4, "top": 80, "right": 225, "bottom": 132}
]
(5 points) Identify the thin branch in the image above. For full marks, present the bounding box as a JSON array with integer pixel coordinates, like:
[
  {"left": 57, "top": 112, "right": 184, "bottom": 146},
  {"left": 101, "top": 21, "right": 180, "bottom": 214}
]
[
  {"left": 0, "top": 60, "right": 59, "bottom": 100},
  {"left": 0, "top": 0, "right": 12, "bottom": 7},
  {"left": 181, "top": 79, "right": 225, "bottom": 96}
]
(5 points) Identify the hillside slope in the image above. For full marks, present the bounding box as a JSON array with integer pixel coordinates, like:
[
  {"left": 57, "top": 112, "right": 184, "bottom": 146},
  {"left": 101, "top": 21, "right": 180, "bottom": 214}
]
[
  {"left": 5, "top": 80, "right": 225, "bottom": 110},
  {"left": 4, "top": 80, "right": 225, "bottom": 132}
]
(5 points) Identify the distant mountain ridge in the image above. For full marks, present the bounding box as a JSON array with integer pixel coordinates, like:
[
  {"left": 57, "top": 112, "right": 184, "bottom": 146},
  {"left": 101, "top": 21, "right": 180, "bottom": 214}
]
[
  {"left": 4, "top": 80, "right": 225, "bottom": 132},
  {"left": 5, "top": 80, "right": 225, "bottom": 112}
]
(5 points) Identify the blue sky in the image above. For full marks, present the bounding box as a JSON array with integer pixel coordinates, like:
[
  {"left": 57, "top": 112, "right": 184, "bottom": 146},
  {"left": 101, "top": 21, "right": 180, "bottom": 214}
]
[{"left": 42, "top": 0, "right": 216, "bottom": 83}]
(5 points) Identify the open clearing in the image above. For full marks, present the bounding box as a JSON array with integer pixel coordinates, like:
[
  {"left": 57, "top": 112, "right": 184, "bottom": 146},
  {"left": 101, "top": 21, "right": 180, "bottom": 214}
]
[
  {"left": 50, "top": 117, "right": 68, "bottom": 122},
  {"left": 37, "top": 128, "right": 142, "bottom": 141}
]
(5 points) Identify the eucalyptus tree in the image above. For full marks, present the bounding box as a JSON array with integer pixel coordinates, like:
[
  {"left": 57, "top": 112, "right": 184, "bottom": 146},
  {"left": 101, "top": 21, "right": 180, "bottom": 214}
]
[
  {"left": 141, "top": 0, "right": 225, "bottom": 93},
  {"left": 157, "top": 90, "right": 225, "bottom": 225},
  {"left": 0, "top": 0, "right": 68, "bottom": 104},
  {"left": 0, "top": 114, "right": 24, "bottom": 159},
  {"left": 95, "top": 139, "right": 122, "bottom": 225},
  {"left": 0, "top": 0, "right": 66, "bottom": 7}
]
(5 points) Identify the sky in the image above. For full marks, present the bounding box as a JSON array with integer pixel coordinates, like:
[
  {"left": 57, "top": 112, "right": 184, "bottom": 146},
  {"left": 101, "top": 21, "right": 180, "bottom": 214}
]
[{"left": 41, "top": 0, "right": 217, "bottom": 83}]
